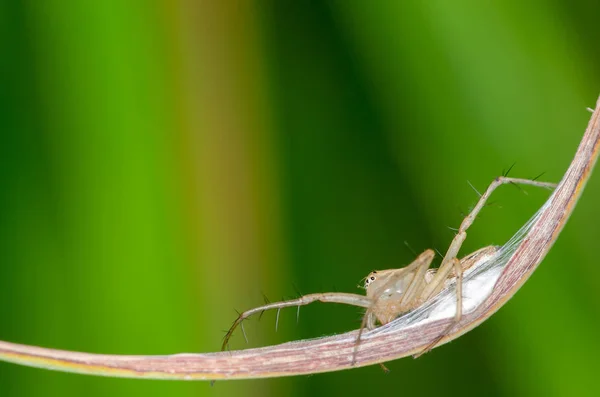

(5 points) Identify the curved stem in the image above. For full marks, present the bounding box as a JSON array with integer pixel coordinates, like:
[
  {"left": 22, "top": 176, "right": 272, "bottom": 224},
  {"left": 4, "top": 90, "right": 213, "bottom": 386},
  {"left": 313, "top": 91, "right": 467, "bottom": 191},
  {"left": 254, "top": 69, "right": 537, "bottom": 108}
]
[{"left": 1, "top": 95, "right": 599, "bottom": 381}]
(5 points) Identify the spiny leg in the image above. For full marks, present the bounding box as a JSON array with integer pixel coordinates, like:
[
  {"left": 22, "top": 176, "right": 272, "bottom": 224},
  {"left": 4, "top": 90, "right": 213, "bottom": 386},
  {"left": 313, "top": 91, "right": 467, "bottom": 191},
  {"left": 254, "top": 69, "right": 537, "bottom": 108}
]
[
  {"left": 423, "top": 177, "right": 556, "bottom": 301},
  {"left": 222, "top": 292, "right": 373, "bottom": 351},
  {"left": 399, "top": 251, "right": 434, "bottom": 307},
  {"left": 412, "top": 246, "right": 498, "bottom": 358},
  {"left": 413, "top": 258, "right": 462, "bottom": 358},
  {"left": 417, "top": 176, "right": 556, "bottom": 354}
]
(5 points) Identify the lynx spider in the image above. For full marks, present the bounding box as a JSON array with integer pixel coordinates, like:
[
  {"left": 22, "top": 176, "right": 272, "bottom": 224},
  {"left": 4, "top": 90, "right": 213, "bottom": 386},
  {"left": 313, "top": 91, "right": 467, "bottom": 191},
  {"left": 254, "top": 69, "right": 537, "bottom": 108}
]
[{"left": 221, "top": 175, "right": 556, "bottom": 365}]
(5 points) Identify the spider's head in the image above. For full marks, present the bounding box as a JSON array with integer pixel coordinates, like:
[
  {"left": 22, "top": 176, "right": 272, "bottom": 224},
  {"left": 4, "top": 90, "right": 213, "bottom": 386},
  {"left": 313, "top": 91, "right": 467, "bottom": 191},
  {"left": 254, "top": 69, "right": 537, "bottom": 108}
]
[
  {"left": 363, "top": 271, "right": 378, "bottom": 289},
  {"left": 362, "top": 268, "right": 407, "bottom": 300}
]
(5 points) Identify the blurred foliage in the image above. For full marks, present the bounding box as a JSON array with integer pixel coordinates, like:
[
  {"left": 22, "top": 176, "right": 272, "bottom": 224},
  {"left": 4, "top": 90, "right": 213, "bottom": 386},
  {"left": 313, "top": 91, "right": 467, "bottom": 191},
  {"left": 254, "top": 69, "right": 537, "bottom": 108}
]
[{"left": 1, "top": 1, "right": 599, "bottom": 396}]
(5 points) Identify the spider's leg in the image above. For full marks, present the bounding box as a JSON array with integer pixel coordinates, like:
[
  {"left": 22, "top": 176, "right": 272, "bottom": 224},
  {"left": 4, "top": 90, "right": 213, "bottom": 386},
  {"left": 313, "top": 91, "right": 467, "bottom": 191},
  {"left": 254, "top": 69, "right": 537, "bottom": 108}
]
[
  {"left": 399, "top": 251, "right": 435, "bottom": 308},
  {"left": 417, "top": 176, "right": 556, "bottom": 354},
  {"left": 222, "top": 292, "right": 372, "bottom": 351},
  {"left": 425, "top": 176, "right": 555, "bottom": 300},
  {"left": 413, "top": 258, "right": 462, "bottom": 358}
]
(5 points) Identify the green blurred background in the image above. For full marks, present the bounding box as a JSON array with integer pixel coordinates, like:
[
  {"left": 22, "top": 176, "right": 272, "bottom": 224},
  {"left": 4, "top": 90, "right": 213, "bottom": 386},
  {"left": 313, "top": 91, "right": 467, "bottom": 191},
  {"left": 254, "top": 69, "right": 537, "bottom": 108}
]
[{"left": 1, "top": 1, "right": 599, "bottom": 396}]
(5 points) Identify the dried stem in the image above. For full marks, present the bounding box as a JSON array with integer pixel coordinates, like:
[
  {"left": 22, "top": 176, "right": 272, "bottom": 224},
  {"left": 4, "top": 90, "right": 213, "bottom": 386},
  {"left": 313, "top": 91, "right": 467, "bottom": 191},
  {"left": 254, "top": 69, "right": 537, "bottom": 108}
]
[{"left": 1, "top": 95, "right": 599, "bottom": 380}]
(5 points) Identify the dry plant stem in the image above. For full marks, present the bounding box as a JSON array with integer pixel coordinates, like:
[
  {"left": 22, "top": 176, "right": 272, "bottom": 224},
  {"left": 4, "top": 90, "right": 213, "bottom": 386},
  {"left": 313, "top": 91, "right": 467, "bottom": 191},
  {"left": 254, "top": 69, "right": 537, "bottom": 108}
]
[{"left": 0, "top": 95, "right": 599, "bottom": 380}]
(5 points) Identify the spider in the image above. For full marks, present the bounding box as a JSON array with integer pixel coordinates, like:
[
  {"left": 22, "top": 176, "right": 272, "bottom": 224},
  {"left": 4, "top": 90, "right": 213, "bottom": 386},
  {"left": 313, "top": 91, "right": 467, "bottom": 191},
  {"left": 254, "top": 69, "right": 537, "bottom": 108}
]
[{"left": 221, "top": 176, "right": 556, "bottom": 364}]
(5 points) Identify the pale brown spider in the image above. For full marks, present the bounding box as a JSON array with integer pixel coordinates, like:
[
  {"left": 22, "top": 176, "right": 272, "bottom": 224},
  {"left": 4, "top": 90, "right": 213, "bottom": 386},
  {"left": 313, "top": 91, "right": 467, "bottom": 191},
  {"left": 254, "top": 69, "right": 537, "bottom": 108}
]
[{"left": 221, "top": 176, "right": 556, "bottom": 364}]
